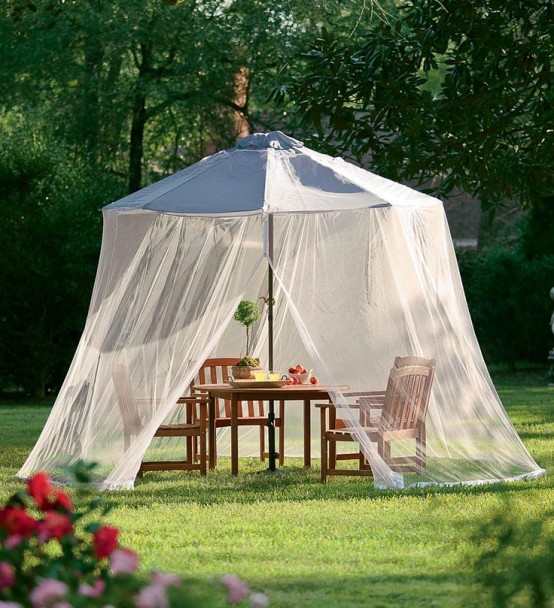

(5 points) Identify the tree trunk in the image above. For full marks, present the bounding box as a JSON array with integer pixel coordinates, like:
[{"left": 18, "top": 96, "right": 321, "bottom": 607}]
[
  {"left": 128, "top": 43, "right": 151, "bottom": 194},
  {"left": 128, "top": 91, "right": 147, "bottom": 194}
]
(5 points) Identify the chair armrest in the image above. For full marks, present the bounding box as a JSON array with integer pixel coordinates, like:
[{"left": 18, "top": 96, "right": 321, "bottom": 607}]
[
  {"left": 177, "top": 396, "right": 210, "bottom": 404},
  {"left": 358, "top": 394, "right": 385, "bottom": 407},
  {"left": 315, "top": 402, "right": 373, "bottom": 411},
  {"left": 340, "top": 390, "right": 385, "bottom": 398},
  {"left": 136, "top": 398, "right": 163, "bottom": 405}
]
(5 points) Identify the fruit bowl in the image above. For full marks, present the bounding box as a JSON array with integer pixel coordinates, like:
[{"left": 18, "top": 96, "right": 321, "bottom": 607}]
[
  {"left": 288, "top": 370, "right": 312, "bottom": 384},
  {"left": 296, "top": 370, "right": 312, "bottom": 384}
]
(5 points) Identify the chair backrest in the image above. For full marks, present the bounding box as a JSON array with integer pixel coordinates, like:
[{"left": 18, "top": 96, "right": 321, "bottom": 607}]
[
  {"left": 191, "top": 358, "right": 265, "bottom": 418},
  {"left": 394, "top": 356, "right": 435, "bottom": 369},
  {"left": 381, "top": 363, "right": 435, "bottom": 432},
  {"left": 112, "top": 364, "right": 143, "bottom": 435},
  {"left": 194, "top": 358, "right": 240, "bottom": 386}
]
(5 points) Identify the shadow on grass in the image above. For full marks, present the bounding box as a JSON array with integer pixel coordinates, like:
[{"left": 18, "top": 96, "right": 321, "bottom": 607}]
[
  {"left": 101, "top": 458, "right": 551, "bottom": 509},
  {"left": 192, "top": 570, "right": 479, "bottom": 608}
]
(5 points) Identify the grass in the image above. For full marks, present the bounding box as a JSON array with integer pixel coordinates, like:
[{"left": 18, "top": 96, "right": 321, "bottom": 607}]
[{"left": 0, "top": 368, "right": 553, "bottom": 608}]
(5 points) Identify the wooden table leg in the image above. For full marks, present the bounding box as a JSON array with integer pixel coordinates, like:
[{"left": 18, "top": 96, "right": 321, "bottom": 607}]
[
  {"left": 303, "top": 399, "right": 311, "bottom": 468},
  {"left": 231, "top": 394, "right": 239, "bottom": 475},
  {"left": 208, "top": 396, "right": 216, "bottom": 470}
]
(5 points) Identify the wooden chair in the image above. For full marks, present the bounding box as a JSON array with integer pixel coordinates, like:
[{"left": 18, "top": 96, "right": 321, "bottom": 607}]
[
  {"left": 190, "top": 358, "right": 285, "bottom": 467},
  {"left": 112, "top": 364, "right": 208, "bottom": 477},
  {"left": 318, "top": 361, "right": 436, "bottom": 482},
  {"left": 321, "top": 356, "right": 436, "bottom": 467}
]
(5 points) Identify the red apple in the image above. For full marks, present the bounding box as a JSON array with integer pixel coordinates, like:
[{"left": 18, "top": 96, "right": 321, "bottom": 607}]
[
  {"left": 295, "top": 364, "right": 303, "bottom": 373},
  {"left": 310, "top": 376, "right": 319, "bottom": 385},
  {"left": 290, "top": 376, "right": 299, "bottom": 385}
]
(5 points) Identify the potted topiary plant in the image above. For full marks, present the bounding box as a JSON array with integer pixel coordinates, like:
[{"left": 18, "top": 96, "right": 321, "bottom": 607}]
[{"left": 232, "top": 300, "right": 262, "bottom": 379}]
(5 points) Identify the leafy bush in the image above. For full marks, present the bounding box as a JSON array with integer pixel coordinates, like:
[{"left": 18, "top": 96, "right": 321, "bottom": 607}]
[
  {"left": 458, "top": 249, "right": 554, "bottom": 368},
  {"left": 469, "top": 505, "right": 554, "bottom": 608},
  {"left": 0, "top": 115, "right": 124, "bottom": 396}
]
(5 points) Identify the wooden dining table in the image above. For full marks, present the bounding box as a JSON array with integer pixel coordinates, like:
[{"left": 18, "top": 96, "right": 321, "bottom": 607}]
[{"left": 193, "top": 383, "right": 347, "bottom": 475}]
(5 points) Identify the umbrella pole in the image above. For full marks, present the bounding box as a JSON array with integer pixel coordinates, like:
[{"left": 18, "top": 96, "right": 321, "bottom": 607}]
[{"left": 267, "top": 214, "right": 277, "bottom": 471}]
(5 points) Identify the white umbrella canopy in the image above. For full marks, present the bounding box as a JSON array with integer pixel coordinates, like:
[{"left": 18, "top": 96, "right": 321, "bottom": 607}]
[
  {"left": 18, "top": 132, "right": 544, "bottom": 490},
  {"left": 105, "top": 131, "right": 436, "bottom": 215}
]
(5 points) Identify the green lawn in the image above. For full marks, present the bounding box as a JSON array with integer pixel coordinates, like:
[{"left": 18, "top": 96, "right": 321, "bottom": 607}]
[{"left": 1, "top": 370, "right": 553, "bottom": 608}]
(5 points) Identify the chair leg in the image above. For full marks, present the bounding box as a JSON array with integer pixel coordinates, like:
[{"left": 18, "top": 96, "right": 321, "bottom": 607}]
[
  {"left": 186, "top": 436, "right": 193, "bottom": 465},
  {"left": 416, "top": 427, "right": 426, "bottom": 473},
  {"left": 200, "top": 431, "right": 207, "bottom": 476},
  {"left": 328, "top": 406, "right": 337, "bottom": 470},
  {"left": 377, "top": 436, "right": 385, "bottom": 460}
]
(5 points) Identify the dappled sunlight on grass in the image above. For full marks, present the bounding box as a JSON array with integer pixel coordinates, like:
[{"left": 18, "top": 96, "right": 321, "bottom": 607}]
[{"left": 0, "top": 371, "right": 552, "bottom": 607}]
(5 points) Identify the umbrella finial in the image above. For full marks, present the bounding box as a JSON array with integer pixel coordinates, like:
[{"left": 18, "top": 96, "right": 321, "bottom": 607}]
[{"left": 236, "top": 131, "right": 303, "bottom": 150}]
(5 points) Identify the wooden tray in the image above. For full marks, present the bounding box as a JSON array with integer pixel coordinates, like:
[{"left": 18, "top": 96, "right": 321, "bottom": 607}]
[{"left": 227, "top": 379, "right": 288, "bottom": 389}]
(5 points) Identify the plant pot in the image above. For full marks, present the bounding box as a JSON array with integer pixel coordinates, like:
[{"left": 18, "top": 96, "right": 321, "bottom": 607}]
[{"left": 231, "top": 366, "right": 256, "bottom": 379}]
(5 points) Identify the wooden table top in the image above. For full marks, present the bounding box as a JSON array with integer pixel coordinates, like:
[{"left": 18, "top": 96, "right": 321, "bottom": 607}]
[{"left": 193, "top": 383, "right": 348, "bottom": 399}]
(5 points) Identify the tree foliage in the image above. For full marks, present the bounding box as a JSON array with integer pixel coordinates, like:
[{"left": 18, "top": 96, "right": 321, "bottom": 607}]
[
  {"left": 0, "top": 115, "right": 123, "bottom": 396},
  {"left": 0, "top": 0, "right": 376, "bottom": 392},
  {"left": 286, "top": 0, "right": 554, "bottom": 234}
]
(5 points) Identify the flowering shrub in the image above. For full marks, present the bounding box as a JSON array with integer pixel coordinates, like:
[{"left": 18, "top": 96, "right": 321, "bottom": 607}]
[{"left": 0, "top": 463, "right": 268, "bottom": 608}]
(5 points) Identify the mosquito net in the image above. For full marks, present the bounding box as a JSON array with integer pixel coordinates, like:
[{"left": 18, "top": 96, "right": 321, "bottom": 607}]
[{"left": 18, "top": 132, "right": 544, "bottom": 489}]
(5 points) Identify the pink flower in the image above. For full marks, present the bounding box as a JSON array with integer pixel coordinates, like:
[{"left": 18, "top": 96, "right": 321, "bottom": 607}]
[
  {"left": 51, "top": 603, "right": 72, "bottom": 608},
  {"left": 4, "top": 534, "right": 23, "bottom": 549},
  {"left": 78, "top": 579, "right": 105, "bottom": 597},
  {"left": 30, "top": 579, "right": 68, "bottom": 608},
  {"left": 134, "top": 584, "right": 169, "bottom": 608},
  {"left": 0, "top": 602, "right": 23, "bottom": 608},
  {"left": 0, "top": 562, "right": 15, "bottom": 591},
  {"left": 110, "top": 548, "right": 139, "bottom": 574},
  {"left": 221, "top": 575, "right": 250, "bottom": 605},
  {"left": 150, "top": 571, "right": 180, "bottom": 588},
  {"left": 249, "top": 593, "right": 269, "bottom": 608}
]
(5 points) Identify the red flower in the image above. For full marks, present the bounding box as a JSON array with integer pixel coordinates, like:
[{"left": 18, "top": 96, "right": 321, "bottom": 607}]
[
  {"left": 51, "top": 488, "right": 73, "bottom": 512},
  {"left": 27, "top": 472, "right": 73, "bottom": 512},
  {"left": 93, "top": 525, "right": 119, "bottom": 558},
  {"left": 28, "top": 472, "right": 53, "bottom": 510},
  {"left": 0, "top": 507, "right": 37, "bottom": 537},
  {"left": 38, "top": 511, "right": 74, "bottom": 541}
]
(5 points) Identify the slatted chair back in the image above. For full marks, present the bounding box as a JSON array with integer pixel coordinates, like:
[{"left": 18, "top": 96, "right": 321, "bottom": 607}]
[
  {"left": 394, "top": 356, "right": 435, "bottom": 369},
  {"left": 381, "top": 364, "right": 435, "bottom": 433},
  {"left": 192, "top": 358, "right": 265, "bottom": 418},
  {"left": 112, "top": 364, "right": 143, "bottom": 436}
]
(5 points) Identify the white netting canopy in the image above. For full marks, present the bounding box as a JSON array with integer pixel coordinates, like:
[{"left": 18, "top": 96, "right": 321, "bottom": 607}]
[{"left": 18, "top": 131, "right": 544, "bottom": 490}]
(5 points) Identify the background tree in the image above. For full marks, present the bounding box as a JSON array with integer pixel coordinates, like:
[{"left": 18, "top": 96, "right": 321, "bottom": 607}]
[
  {"left": 0, "top": 115, "right": 123, "bottom": 396},
  {"left": 0, "top": 0, "right": 374, "bottom": 393},
  {"left": 285, "top": 0, "right": 554, "bottom": 256}
]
